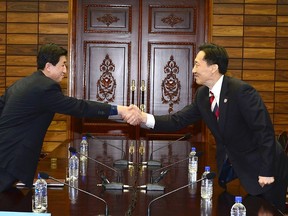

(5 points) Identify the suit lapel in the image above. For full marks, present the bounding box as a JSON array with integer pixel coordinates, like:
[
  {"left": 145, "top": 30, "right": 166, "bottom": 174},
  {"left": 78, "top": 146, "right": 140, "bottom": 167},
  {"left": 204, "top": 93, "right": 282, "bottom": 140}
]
[{"left": 218, "top": 76, "right": 229, "bottom": 133}]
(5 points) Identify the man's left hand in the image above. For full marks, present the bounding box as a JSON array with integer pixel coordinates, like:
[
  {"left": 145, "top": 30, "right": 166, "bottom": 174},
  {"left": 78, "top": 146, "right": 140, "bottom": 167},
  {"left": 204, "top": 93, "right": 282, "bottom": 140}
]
[{"left": 258, "top": 176, "right": 275, "bottom": 187}]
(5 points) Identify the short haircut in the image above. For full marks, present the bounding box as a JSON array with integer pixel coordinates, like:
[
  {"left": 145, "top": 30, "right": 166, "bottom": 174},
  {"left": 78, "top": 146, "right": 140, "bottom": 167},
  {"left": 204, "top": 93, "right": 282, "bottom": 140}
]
[
  {"left": 199, "top": 43, "right": 229, "bottom": 74},
  {"left": 37, "top": 43, "right": 68, "bottom": 70}
]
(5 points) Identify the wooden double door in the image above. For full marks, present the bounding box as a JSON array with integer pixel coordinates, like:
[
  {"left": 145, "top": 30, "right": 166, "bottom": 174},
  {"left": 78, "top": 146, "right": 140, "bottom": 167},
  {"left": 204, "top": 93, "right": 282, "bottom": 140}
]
[{"left": 69, "top": 0, "right": 209, "bottom": 141}]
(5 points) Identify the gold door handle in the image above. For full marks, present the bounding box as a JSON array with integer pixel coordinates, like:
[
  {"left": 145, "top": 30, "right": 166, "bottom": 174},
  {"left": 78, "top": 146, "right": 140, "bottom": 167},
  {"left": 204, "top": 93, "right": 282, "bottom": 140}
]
[
  {"left": 140, "top": 80, "right": 146, "bottom": 112},
  {"left": 130, "top": 80, "right": 136, "bottom": 105}
]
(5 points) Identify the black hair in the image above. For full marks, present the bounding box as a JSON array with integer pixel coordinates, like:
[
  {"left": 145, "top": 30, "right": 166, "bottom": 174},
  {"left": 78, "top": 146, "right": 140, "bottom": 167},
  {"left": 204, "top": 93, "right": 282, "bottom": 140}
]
[
  {"left": 37, "top": 43, "right": 67, "bottom": 70},
  {"left": 198, "top": 43, "right": 229, "bottom": 74}
]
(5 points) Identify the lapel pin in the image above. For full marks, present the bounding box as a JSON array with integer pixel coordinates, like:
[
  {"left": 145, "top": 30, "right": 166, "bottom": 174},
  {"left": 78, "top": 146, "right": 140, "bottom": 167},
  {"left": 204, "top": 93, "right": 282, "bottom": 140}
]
[{"left": 224, "top": 99, "right": 228, "bottom": 103}]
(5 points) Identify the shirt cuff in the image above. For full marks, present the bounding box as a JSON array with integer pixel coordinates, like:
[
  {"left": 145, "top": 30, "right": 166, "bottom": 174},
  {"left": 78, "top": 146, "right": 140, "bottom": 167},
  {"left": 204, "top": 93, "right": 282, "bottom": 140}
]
[
  {"left": 109, "top": 105, "right": 118, "bottom": 116},
  {"left": 145, "top": 113, "right": 155, "bottom": 129}
]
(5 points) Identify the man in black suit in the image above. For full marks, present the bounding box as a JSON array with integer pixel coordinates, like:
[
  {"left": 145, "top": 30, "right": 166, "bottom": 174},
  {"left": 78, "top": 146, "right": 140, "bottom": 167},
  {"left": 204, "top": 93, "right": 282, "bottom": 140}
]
[
  {"left": 140, "top": 43, "right": 288, "bottom": 212},
  {"left": 0, "top": 43, "right": 140, "bottom": 192}
]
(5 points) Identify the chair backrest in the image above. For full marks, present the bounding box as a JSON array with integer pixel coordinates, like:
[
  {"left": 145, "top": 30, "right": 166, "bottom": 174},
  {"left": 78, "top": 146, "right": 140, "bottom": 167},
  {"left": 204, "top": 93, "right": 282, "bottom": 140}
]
[{"left": 278, "top": 131, "right": 288, "bottom": 154}]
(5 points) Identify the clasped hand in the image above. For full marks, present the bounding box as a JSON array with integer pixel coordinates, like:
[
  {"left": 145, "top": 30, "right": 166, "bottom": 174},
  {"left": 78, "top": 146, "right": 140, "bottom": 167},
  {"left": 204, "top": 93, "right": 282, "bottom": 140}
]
[{"left": 118, "top": 105, "right": 143, "bottom": 126}]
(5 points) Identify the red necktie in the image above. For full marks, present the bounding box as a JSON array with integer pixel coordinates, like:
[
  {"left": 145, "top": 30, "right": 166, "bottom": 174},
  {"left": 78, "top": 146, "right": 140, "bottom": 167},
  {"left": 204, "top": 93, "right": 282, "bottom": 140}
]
[{"left": 209, "top": 91, "right": 219, "bottom": 119}]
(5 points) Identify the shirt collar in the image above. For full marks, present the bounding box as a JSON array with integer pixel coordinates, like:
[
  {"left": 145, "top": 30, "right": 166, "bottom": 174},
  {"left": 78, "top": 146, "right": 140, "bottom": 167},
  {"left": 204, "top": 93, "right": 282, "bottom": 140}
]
[{"left": 210, "top": 75, "right": 224, "bottom": 104}]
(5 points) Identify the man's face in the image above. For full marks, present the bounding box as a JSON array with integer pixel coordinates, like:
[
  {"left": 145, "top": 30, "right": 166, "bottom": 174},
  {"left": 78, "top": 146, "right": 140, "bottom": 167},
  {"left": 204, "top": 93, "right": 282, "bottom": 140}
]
[
  {"left": 46, "top": 56, "right": 67, "bottom": 83},
  {"left": 192, "top": 51, "right": 215, "bottom": 86}
]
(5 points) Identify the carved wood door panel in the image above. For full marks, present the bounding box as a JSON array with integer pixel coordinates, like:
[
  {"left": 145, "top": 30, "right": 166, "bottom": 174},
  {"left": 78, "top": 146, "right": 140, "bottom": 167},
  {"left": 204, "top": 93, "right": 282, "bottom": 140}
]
[{"left": 69, "top": 0, "right": 208, "bottom": 141}]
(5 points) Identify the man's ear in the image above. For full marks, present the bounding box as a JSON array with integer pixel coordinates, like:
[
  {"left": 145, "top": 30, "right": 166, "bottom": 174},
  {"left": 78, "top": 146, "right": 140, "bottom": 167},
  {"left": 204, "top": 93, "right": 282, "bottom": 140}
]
[
  {"left": 211, "top": 64, "right": 219, "bottom": 73},
  {"left": 45, "top": 62, "right": 52, "bottom": 71}
]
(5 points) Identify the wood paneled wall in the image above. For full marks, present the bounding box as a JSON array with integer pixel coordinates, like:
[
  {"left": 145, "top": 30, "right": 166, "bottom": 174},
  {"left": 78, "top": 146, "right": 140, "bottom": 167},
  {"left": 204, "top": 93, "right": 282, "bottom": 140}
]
[
  {"left": 211, "top": 0, "right": 288, "bottom": 136},
  {"left": 0, "top": 0, "right": 287, "bottom": 153},
  {"left": 0, "top": 0, "right": 69, "bottom": 153}
]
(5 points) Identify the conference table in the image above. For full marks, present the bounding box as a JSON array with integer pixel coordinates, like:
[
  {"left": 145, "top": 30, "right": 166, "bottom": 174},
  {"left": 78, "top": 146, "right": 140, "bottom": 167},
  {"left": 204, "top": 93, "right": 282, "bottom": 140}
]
[{"left": 0, "top": 137, "right": 284, "bottom": 216}]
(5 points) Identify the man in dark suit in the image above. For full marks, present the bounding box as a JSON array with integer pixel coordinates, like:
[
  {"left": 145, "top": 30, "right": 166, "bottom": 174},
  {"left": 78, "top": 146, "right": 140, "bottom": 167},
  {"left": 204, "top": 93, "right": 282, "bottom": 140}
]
[
  {"left": 140, "top": 43, "right": 288, "bottom": 212},
  {"left": 0, "top": 43, "right": 140, "bottom": 192}
]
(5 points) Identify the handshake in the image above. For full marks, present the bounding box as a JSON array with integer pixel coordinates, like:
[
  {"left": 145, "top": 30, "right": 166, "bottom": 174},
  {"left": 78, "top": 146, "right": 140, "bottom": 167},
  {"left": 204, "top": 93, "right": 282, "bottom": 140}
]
[{"left": 117, "top": 105, "right": 147, "bottom": 126}]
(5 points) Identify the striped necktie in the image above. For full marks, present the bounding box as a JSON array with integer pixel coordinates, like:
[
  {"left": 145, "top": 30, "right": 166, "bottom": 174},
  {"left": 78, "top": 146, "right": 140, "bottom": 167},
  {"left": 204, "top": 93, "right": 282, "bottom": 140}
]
[{"left": 209, "top": 91, "right": 219, "bottom": 119}]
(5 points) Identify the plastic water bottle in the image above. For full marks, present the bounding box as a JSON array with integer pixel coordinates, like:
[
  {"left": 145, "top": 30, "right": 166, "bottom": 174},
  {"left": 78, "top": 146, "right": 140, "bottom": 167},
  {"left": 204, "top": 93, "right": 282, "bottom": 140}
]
[
  {"left": 79, "top": 136, "right": 88, "bottom": 161},
  {"left": 189, "top": 147, "right": 198, "bottom": 172},
  {"left": 188, "top": 147, "right": 198, "bottom": 182},
  {"left": 201, "top": 166, "right": 213, "bottom": 199},
  {"left": 69, "top": 152, "right": 79, "bottom": 180},
  {"left": 34, "top": 173, "right": 48, "bottom": 212},
  {"left": 188, "top": 147, "right": 198, "bottom": 196},
  {"left": 230, "top": 196, "right": 246, "bottom": 216}
]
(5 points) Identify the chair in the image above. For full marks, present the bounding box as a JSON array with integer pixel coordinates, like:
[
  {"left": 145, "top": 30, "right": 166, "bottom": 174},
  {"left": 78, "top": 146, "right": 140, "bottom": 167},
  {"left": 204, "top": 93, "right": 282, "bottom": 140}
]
[{"left": 277, "top": 131, "right": 288, "bottom": 155}]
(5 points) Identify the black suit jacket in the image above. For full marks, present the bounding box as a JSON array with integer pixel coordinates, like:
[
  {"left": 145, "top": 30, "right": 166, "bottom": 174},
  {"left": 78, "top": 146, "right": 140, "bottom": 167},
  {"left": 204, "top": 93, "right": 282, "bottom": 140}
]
[
  {"left": 153, "top": 76, "right": 287, "bottom": 195},
  {"left": 0, "top": 70, "right": 111, "bottom": 187}
]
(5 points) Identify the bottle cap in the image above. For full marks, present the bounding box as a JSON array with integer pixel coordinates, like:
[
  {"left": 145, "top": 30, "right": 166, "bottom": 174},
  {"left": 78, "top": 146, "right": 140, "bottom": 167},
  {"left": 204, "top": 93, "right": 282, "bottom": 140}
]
[
  {"left": 204, "top": 166, "right": 210, "bottom": 172},
  {"left": 235, "top": 196, "right": 242, "bottom": 203},
  {"left": 82, "top": 136, "right": 87, "bottom": 140},
  {"left": 191, "top": 147, "right": 196, "bottom": 151}
]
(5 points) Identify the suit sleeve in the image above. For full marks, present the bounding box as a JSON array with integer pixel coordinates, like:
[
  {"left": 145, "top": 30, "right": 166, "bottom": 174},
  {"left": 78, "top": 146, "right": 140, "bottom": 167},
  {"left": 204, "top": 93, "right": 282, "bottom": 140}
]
[
  {"left": 153, "top": 90, "right": 203, "bottom": 132},
  {"left": 237, "top": 84, "right": 275, "bottom": 177},
  {"left": 40, "top": 83, "right": 112, "bottom": 118}
]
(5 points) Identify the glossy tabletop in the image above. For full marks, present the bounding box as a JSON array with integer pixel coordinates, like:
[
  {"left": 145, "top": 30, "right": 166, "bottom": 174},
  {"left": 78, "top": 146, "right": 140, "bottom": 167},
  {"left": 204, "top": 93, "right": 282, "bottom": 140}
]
[{"left": 0, "top": 137, "right": 284, "bottom": 216}]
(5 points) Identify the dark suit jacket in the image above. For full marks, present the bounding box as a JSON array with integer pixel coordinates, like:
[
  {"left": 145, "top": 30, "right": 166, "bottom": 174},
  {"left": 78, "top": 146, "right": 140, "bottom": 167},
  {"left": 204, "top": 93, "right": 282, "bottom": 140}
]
[
  {"left": 153, "top": 76, "right": 287, "bottom": 195},
  {"left": 0, "top": 70, "right": 111, "bottom": 187}
]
